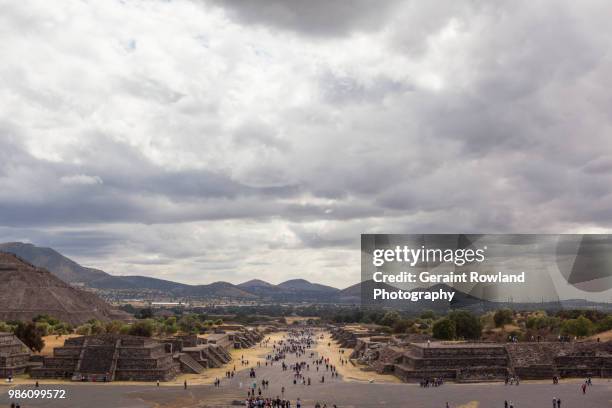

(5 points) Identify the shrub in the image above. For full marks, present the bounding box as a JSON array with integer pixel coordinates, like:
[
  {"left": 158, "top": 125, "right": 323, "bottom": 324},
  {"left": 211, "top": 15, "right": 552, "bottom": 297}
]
[
  {"left": 561, "top": 316, "right": 594, "bottom": 338},
  {"left": 14, "top": 322, "right": 45, "bottom": 352},
  {"left": 128, "top": 319, "right": 155, "bottom": 337},
  {"left": 493, "top": 309, "right": 513, "bottom": 327},
  {"left": 448, "top": 311, "right": 482, "bottom": 340},
  {"left": 432, "top": 318, "right": 456, "bottom": 340}
]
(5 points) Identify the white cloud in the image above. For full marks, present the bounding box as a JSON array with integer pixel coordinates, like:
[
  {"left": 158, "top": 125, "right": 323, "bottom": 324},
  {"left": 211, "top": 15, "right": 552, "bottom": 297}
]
[{"left": 1, "top": 0, "right": 612, "bottom": 289}]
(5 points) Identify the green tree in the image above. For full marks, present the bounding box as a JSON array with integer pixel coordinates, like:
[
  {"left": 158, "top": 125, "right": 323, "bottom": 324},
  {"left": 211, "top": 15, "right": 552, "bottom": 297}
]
[
  {"left": 392, "top": 319, "right": 412, "bottom": 334},
  {"left": 380, "top": 311, "right": 401, "bottom": 327},
  {"left": 449, "top": 311, "right": 482, "bottom": 340},
  {"left": 0, "top": 321, "right": 14, "bottom": 333},
  {"left": 52, "top": 322, "right": 73, "bottom": 335},
  {"left": 34, "top": 322, "right": 51, "bottom": 336},
  {"left": 14, "top": 322, "right": 45, "bottom": 352},
  {"left": 105, "top": 320, "right": 125, "bottom": 335},
  {"left": 561, "top": 316, "right": 594, "bottom": 337},
  {"left": 138, "top": 308, "right": 154, "bottom": 319},
  {"left": 420, "top": 310, "right": 437, "bottom": 320},
  {"left": 33, "top": 314, "right": 60, "bottom": 326},
  {"left": 76, "top": 324, "right": 92, "bottom": 336},
  {"left": 493, "top": 309, "right": 513, "bottom": 327},
  {"left": 90, "top": 320, "right": 106, "bottom": 335},
  {"left": 596, "top": 315, "right": 612, "bottom": 333},
  {"left": 178, "top": 315, "right": 201, "bottom": 334},
  {"left": 162, "top": 316, "right": 178, "bottom": 335},
  {"left": 432, "top": 318, "right": 456, "bottom": 340},
  {"left": 128, "top": 319, "right": 155, "bottom": 337}
]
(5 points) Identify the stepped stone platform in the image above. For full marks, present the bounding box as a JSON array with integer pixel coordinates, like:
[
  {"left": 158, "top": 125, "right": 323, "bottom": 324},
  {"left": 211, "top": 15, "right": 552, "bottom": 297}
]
[
  {"left": 169, "top": 334, "right": 231, "bottom": 370},
  {"left": 331, "top": 325, "right": 387, "bottom": 348},
  {"left": 0, "top": 332, "right": 32, "bottom": 377},
  {"left": 343, "top": 329, "right": 612, "bottom": 383},
  {"left": 393, "top": 342, "right": 511, "bottom": 382},
  {"left": 166, "top": 327, "right": 262, "bottom": 372},
  {"left": 227, "top": 328, "right": 263, "bottom": 349},
  {"left": 30, "top": 335, "right": 180, "bottom": 381}
]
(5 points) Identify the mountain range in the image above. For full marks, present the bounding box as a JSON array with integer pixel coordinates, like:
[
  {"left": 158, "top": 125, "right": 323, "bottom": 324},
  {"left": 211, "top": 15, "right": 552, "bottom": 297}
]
[
  {"left": 0, "top": 242, "right": 345, "bottom": 302},
  {"left": 2, "top": 242, "right": 609, "bottom": 312}
]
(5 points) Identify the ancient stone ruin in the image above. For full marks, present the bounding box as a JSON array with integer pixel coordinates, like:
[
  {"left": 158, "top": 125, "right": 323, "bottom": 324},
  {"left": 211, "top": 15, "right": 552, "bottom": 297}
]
[
  {"left": 31, "top": 335, "right": 180, "bottom": 381},
  {"left": 0, "top": 332, "right": 32, "bottom": 378},
  {"left": 31, "top": 326, "right": 264, "bottom": 381},
  {"left": 167, "top": 334, "right": 232, "bottom": 374},
  {"left": 394, "top": 343, "right": 510, "bottom": 382},
  {"left": 0, "top": 252, "right": 129, "bottom": 325},
  {"left": 334, "top": 326, "right": 612, "bottom": 382}
]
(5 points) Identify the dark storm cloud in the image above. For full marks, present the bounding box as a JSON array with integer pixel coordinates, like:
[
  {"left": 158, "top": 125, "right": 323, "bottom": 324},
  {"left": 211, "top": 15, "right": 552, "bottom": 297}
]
[
  {"left": 0, "top": 134, "right": 304, "bottom": 226},
  {"left": 2, "top": 0, "right": 612, "bottom": 288},
  {"left": 0, "top": 226, "right": 122, "bottom": 258},
  {"left": 203, "top": 0, "right": 401, "bottom": 36}
]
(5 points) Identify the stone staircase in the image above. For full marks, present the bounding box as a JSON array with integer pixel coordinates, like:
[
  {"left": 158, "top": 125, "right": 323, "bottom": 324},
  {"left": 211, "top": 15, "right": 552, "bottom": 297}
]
[
  {"left": 73, "top": 339, "right": 118, "bottom": 381},
  {"left": 372, "top": 346, "right": 403, "bottom": 374},
  {"left": 207, "top": 345, "right": 230, "bottom": 367},
  {"left": 178, "top": 353, "right": 205, "bottom": 374}
]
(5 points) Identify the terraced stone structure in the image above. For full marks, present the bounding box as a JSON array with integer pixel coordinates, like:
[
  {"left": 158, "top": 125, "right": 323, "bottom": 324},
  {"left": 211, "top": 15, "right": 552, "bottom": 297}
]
[
  {"left": 0, "top": 332, "right": 31, "bottom": 377},
  {"left": 169, "top": 334, "right": 231, "bottom": 373},
  {"left": 350, "top": 337, "right": 612, "bottom": 382},
  {"left": 507, "top": 341, "right": 612, "bottom": 379},
  {"left": 228, "top": 328, "right": 263, "bottom": 349},
  {"left": 331, "top": 326, "right": 386, "bottom": 348},
  {"left": 394, "top": 343, "right": 510, "bottom": 382},
  {"left": 31, "top": 335, "right": 180, "bottom": 381}
]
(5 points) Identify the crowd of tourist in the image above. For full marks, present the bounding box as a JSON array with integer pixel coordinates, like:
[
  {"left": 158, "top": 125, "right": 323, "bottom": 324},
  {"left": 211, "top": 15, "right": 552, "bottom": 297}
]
[{"left": 237, "top": 329, "right": 344, "bottom": 407}]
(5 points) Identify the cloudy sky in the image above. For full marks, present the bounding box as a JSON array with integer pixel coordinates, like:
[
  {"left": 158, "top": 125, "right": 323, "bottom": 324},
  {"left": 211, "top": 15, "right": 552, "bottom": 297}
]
[{"left": 1, "top": 0, "right": 612, "bottom": 289}]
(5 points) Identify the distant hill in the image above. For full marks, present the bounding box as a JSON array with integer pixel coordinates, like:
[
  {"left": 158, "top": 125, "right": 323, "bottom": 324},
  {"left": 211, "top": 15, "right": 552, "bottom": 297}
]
[
  {"left": 238, "top": 279, "right": 275, "bottom": 289},
  {"left": 183, "top": 282, "right": 258, "bottom": 299},
  {"left": 87, "top": 274, "right": 190, "bottom": 291},
  {"left": 0, "top": 242, "right": 111, "bottom": 285},
  {"left": 237, "top": 279, "right": 283, "bottom": 297},
  {"left": 0, "top": 252, "right": 129, "bottom": 325},
  {"left": 0, "top": 242, "right": 338, "bottom": 302},
  {"left": 278, "top": 279, "right": 339, "bottom": 293},
  {"left": 0, "top": 242, "right": 203, "bottom": 294}
]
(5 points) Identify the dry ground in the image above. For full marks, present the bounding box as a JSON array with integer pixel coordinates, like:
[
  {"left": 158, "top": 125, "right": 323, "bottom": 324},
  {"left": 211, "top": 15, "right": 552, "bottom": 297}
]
[
  {"left": 36, "top": 334, "right": 81, "bottom": 356},
  {"left": 589, "top": 329, "right": 612, "bottom": 342},
  {"left": 314, "top": 331, "right": 401, "bottom": 383}
]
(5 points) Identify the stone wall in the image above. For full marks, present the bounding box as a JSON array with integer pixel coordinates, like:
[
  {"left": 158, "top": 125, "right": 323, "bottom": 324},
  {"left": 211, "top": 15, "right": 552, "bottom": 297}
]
[
  {"left": 370, "top": 340, "right": 612, "bottom": 382},
  {"left": 0, "top": 332, "right": 31, "bottom": 377},
  {"left": 31, "top": 335, "right": 180, "bottom": 382}
]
